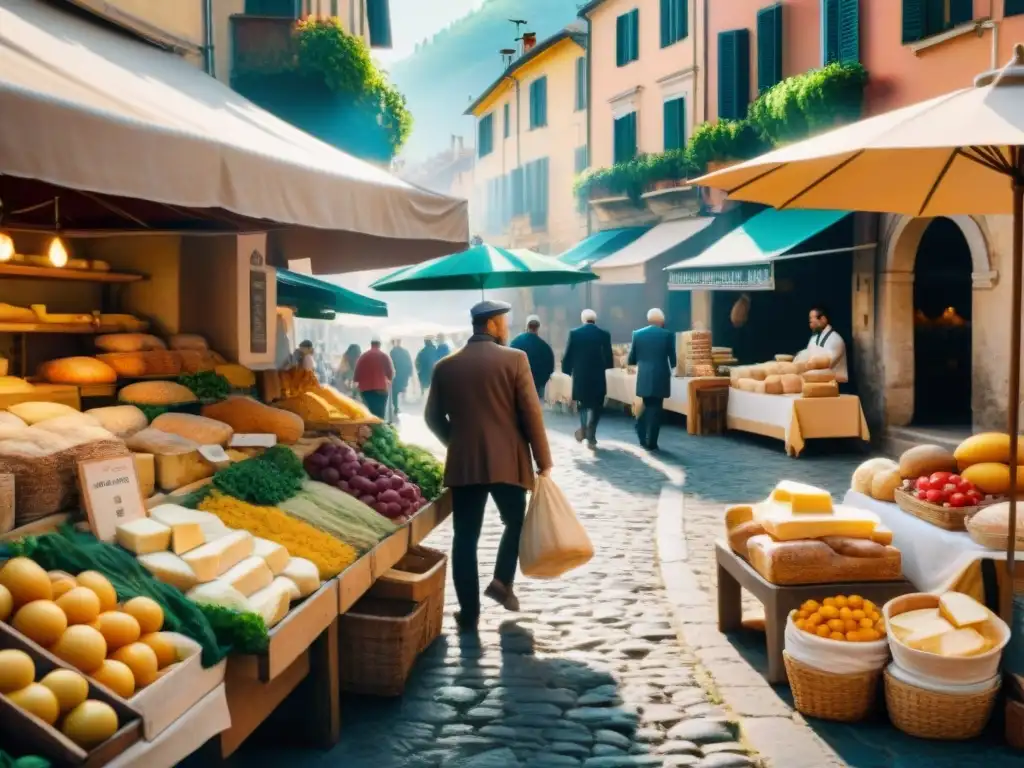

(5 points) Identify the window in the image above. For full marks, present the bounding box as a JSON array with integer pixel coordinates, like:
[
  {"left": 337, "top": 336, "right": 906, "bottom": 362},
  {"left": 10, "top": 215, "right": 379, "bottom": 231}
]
[
  {"left": 616, "top": 9, "right": 640, "bottom": 67},
  {"left": 529, "top": 77, "right": 548, "bottom": 129},
  {"left": 660, "top": 0, "right": 688, "bottom": 48},
  {"left": 822, "top": 0, "right": 860, "bottom": 64},
  {"left": 1009, "top": 0, "right": 1024, "bottom": 16},
  {"left": 478, "top": 114, "right": 494, "bottom": 158},
  {"left": 757, "top": 4, "right": 783, "bottom": 93},
  {"left": 718, "top": 29, "right": 751, "bottom": 120},
  {"left": 663, "top": 97, "right": 686, "bottom": 151},
  {"left": 575, "top": 146, "right": 589, "bottom": 174},
  {"left": 245, "top": 0, "right": 299, "bottom": 15},
  {"left": 521, "top": 159, "right": 549, "bottom": 228},
  {"left": 511, "top": 167, "right": 526, "bottom": 217},
  {"left": 330, "top": 0, "right": 338, "bottom": 15},
  {"left": 367, "top": 0, "right": 393, "bottom": 48},
  {"left": 613, "top": 112, "right": 638, "bottom": 164},
  {"left": 902, "top": 0, "right": 972, "bottom": 43},
  {"left": 575, "top": 57, "right": 587, "bottom": 111},
  {"left": 504, "top": 104, "right": 510, "bottom": 138}
]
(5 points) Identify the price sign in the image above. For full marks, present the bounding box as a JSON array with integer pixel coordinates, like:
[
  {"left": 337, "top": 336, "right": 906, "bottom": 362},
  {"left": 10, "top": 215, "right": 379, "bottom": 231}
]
[
  {"left": 76, "top": 456, "right": 146, "bottom": 542},
  {"left": 230, "top": 433, "right": 278, "bottom": 448}
]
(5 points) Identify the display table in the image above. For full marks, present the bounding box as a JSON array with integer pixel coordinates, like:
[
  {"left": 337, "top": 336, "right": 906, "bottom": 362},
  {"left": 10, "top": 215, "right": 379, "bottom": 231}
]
[
  {"left": 605, "top": 368, "right": 638, "bottom": 410},
  {"left": 603, "top": 370, "right": 714, "bottom": 419},
  {"left": 727, "top": 391, "right": 870, "bottom": 456},
  {"left": 545, "top": 372, "right": 573, "bottom": 406}
]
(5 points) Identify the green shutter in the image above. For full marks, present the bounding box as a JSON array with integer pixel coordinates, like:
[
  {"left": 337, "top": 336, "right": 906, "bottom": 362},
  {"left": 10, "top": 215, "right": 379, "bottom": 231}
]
[
  {"left": 757, "top": 4, "right": 783, "bottom": 93},
  {"left": 539, "top": 78, "right": 547, "bottom": 126},
  {"left": 632, "top": 10, "right": 640, "bottom": 60},
  {"left": 718, "top": 30, "right": 750, "bottom": 120},
  {"left": 901, "top": 0, "right": 925, "bottom": 42},
  {"left": 663, "top": 98, "right": 685, "bottom": 151},
  {"left": 660, "top": 0, "right": 671, "bottom": 47},
  {"left": 575, "top": 146, "right": 588, "bottom": 174},
  {"left": 1008, "top": 0, "right": 1024, "bottom": 16},
  {"left": 614, "top": 114, "right": 637, "bottom": 164},
  {"left": 616, "top": 14, "right": 626, "bottom": 66},
  {"left": 823, "top": 0, "right": 839, "bottom": 62},
  {"left": 575, "top": 57, "right": 587, "bottom": 111},
  {"left": 948, "top": 0, "right": 971, "bottom": 25},
  {"left": 837, "top": 0, "right": 859, "bottom": 64},
  {"left": 924, "top": 0, "right": 944, "bottom": 35},
  {"left": 366, "top": 0, "right": 393, "bottom": 48}
]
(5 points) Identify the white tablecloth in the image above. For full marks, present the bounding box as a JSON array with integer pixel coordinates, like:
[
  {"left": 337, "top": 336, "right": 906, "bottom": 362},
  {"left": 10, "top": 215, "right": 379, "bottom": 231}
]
[
  {"left": 545, "top": 372, "right": 573, "bottom": 405},
  {"left": 727, "top": 390, "right": 870, "bottom": 456},
  {"left": 842, "top": 490, "right": 1005, "bottom": 593},
  {"left": 727, "top": 389, "right": 797, "bottom": 428},
  {"left": 603, "top": 370, "right": 690, "bottom": 415}
]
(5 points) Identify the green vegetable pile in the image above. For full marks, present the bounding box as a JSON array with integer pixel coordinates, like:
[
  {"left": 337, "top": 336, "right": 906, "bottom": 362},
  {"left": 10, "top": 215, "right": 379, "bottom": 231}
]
[
  {"left": 280, "top": 480, "right": 397, "bottom": 555},
  {"left": 178, "top": 370, "right": 231, "bottom": 401},
  {"left": 3, "top": 527, "right": 268, "bottom": 663},
  {"left": 361, "top": 425, "right": 444, "bottom": 501},
  {"left": 0, "top": 752, "right": 49, "bottom": 768},
  {"left": 212, "top": 445, "right": 305, "bottom": 506},
  {"left": 135, "top": 404, "right": 169, "bottom": 422}
]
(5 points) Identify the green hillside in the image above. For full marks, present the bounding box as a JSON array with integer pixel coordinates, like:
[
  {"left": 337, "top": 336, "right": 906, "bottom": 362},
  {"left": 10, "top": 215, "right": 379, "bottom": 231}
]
[{"left": 388, "top": 0, "right": 582, "bottom": 161}]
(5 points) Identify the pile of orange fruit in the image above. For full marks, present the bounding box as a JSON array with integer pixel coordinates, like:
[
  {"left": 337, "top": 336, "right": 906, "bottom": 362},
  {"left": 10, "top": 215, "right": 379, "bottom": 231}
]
[{"left": 789, "top": 594, "right": 886, "bottom": 642}]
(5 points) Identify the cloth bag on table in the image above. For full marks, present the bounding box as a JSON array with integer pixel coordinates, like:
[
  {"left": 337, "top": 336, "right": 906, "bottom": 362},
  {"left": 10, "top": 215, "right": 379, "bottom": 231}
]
[{"left": 519, "top": 476, "right": 594, "bottom": 578}]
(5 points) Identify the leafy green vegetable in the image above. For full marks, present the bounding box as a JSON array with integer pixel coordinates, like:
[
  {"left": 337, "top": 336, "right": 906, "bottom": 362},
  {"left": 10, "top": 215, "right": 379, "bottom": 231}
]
[
  {"left": 212, "top": 445, "right": 305, "bottom": 506},
  {"left": 0, "top": 752, "right": 51, "bottom": 768},
  {"left": 361, "top": 425, "right": 444, "bottom": 500},
  {"left": 178, "top": 371, "right": 231, "bottom": 401},
  {"left": 279, "top": 482, "right": 396, "bottom": 555},
  {"left": 197, "top": 603, "right": 269, "bottom": 655},
  {"left": 134, "top": 404, "right": 169, "bottom": 422}
]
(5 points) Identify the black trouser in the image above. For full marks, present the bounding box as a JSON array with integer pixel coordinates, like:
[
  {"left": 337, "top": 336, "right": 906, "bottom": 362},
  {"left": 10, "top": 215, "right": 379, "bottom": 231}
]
[
  {"left": 391, "top": 385, "right": 405, "bottom": 413},
  {"left": 450, "top": 484, "right": 527, "bottom": 622},
  {"left": 577, "top": 402, "right": 602, "bottom": 442},
  {"left": 637, "top": 396, "right": 664, "bottom": 448},
  {"left": 362, "top": 390, "right": 388, "bottom": 419}
]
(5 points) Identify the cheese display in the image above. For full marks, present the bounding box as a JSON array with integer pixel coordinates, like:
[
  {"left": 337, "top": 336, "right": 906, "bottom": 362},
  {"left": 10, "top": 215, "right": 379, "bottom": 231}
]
[
  {"left": 115, "top": 518, "right": 172, "bottom": 555},
  {"left": 137, "top": 552, "right": 199, "bottom": 592},
  {"left": 37, "top": 357, "right": 117, "bottom": 385},
  {"left": 181, "top": 530, "right": 254, "bottom": 582},
  {"left": 253, "top": 537, "right": 289, "bottom": 575},
  {"left": 281, "top": 557, "right": 320, "bottom": 597},
  {"left": 148, "top": 504, "right": 230, "bottom": 542},
  {"left": 218, "top": 556, "right": 273, "bottom": 597},
  {"left": 248, "top": 579, "right": 293, "bottom": 627},
  {"left": 133, "top": 453, "right": 155, "bottom": 498},
  {"left": 887, "top": 592, "right": 1007, "bottom": 658},
  {"left": 126, "top": 428, "right": 214, "bottom": 492}
]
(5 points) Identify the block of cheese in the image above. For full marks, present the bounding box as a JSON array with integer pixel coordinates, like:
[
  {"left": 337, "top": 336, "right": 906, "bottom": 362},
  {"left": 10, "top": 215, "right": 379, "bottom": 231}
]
[
  {"left": 182, "top": 529, "right": 253, "bottom": 583},
  {"left": 186, "top": 580, "right": 250, "bottom": 612},
  {"left": 757, "top": 505, "right": 881, "bottom": 541},
  {"left": 248, "top": 579, "right": 293, "bottom": 628},
  {"left": 116, "top": 518, "right": 171, "bottom": 555},
  {"left": 870, "top": 525, "right": 894, "bottom": 546},
  {"left": 133, "top": 453, "right": 156, "bottom": 498},
  {"left": 274, "top": 576, "right": 301, "bottom": 602},
  {"left": 126, "top": 429, "right": 214, "bottom": 491},
  {"left": 912, "top": 627, "right": 987, "bottom": 657},
  {"left": 252, "top": 538, "right": 289, "bottom": 576},
  {"left": 137, "top": 551, "right": 199, "bottom": 592},
  {"left": 169, "top": 520, "right": 204, "bottom": 556},
  {"left": 938, "top": 592, "right": 990, "bottom": 628},
  {"left": 149, "top": 504, "right": 230, "bottom": 542},
  {"left": 802, "top": 381, "right": 839, "bottom": 398},
  {"left": 770, "top": 481, "right": 833, "bottom": 514},
  {"left": 888, "top": 608, "right": 942, "bottom": 639},
  {"left": 219, "top": 556, "right": 273, "bottom": 597},
  {"left": 281, "top": 557, "right": 320, "bottom": 597}
]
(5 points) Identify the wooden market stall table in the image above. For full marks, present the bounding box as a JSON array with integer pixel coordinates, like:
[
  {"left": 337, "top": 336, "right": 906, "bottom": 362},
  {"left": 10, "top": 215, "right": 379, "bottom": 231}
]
[
  {"left": 726, "top": 390, "right": 870, "bottom": 456},
  {"left": 603, "top": 370, "right": 729, "bottom": 428}
]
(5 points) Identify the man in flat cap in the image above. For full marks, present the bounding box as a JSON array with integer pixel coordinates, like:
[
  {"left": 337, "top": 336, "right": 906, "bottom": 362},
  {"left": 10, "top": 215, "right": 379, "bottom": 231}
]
[
  {"left": 426, "top": 300, "right": 553, "bottom": 631},
  {"left": 510, "top": 315, "right": 555, "bottom": 400},
  {"left": 562, "top": 309, "right": 613, "bottom": 449}
]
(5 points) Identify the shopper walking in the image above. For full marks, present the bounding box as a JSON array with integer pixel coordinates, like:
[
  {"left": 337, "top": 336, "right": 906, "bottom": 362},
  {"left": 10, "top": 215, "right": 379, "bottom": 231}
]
[
  {"left": 629, "top": 308, "right": 676, "bottom": 451},
  {"left": 389, "top": 339, "right": 413, "bottom": 415},
  {"left": 436, "top": 333, "right": 452, "bottom": 359},
  {"left": 415, "top": 336, "right": 438, "bottom": 393},
  {"left": 425, "top": 300, "right": 553, "bottom": 632},
  {"left": 510, "top": 315, "right": 555, "bottom": 400},
  {"left": 562, "top": 309, "right": 613, "bottom": 449},
  {"left": 353, "top": 337, "right": 394, "bottom": 420}
]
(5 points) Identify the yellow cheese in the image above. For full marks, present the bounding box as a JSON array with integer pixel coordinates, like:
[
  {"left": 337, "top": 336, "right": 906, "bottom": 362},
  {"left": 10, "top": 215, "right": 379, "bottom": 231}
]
[
  {"left": 756, "top": 504, "right": 880, "bottom": 541},
  {"left": 914, "top": 627, "right": 988, "bottom": 657},
  {"left": 770, "top": 481, "right": 833, "bottom": 514},
  {"left": 281, "top": 557, "right": 320, "bottom": 597},
  {"left": 137, "top": 551, "right": 199, "bottom": 592},
  {"left": 903, "top": 617, "right": 956, "bottom": 649},
  {"left": 115, "top": 518, "right": 171, "bottom": 555},
  {"left": 153, "top": 451, "right": 215, "bottom": 492},
  {"left": 187, "top": 580, "right": 250, "bottom": 612},
  {"left": 888, "top": 608, "right": 941, "bottom": 638},
  {"left": 219, "top": 556, "right": 273, "bottom": 597},
  {"left": 169, "top": 521, "right": 205, "bottom": 556},
  {"left": 133, "top": 454, "right": 155, "bottom": 498},
  {"left": 938, "top": 592, "right": 990, "bottom": 628},
  {"left": 247, "top": 579, "right": 292, "bottom": 628},
  {"left": 182, "top": 530, "right": 253, "bottom": 583},
  {"left": 149, "top": 504, "right": 230, "bottom": 542},
  {"left": 274, "top": 576, "right": 301, "bottom": 602},
  {"left": 252, "top": 538, "right": 289, "bottom": 576}
]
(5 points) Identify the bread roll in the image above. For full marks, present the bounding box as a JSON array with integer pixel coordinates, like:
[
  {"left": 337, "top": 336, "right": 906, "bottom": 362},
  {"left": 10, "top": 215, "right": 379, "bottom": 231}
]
[
  {"left": 802, "top": 369, "right": 836, "bottom": 384},
  {"left": 737, "top": 378, "right": 758, "bottom": 392},
  {"left": 747, "top": 366, "right": 767, "bottom": 381},
  {"left": 37, "top": 356, "right": 117, "bottom": 385},
  {"left": 780, "top": 374, "right": 804, "bottom": 394},
  {"left": 793, "top": 361, "right": 809, "bottom": 375},
  {"left": 95, "top": 333, "right": 166, "bottom": 353},
  {"left": 778, "top": 362, "right": 799, "bottom": 375},
  {"left": 753, "top": 380, "right": 767, "bottom": 394},
  {"left": 775, "top": 354, "right": 795, "bottom": 363},
  {"left": 763, "top": 375, "right": 784, "bottom": 395},
  {"left": 870, "top": 467, "right": 903, "bottom": 502},
  {"left": 807, "top": 354, "right": 832, "bottom": 370},
  {"left": 851, "top": 457, "right": 899, "bottom": 495},
  {"left": 762, "top": 362, "right": 782, "bottom": 376},
  {"left": 802, "top": 381, "right": 839, "bottom": 398}
]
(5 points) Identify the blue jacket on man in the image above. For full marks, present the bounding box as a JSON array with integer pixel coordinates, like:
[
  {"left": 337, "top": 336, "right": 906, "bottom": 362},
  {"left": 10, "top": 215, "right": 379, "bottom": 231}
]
[
  {"left": 562, "top": 321, "right": 613, "bottom": 407},
  {"left": 510, "top": 330, "right": 555, "bottom": 395},
  {"left": 628, "top": 325, "right": 676, "bottom": 399}
]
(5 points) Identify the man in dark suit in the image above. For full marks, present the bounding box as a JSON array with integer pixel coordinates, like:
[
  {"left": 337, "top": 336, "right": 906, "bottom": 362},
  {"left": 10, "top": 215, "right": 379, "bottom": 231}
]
[
  {"left": 510, "top": 315, "right": 556, "bottom": 399},
  {"left": 425, "top": 300, "right": 553, "bottom": 632},
  {"left": 562, "top": 309, "right": 613, "bottom": 449},
  {"left": 628, "top": 308, "right": 676, "bottom": 451}
]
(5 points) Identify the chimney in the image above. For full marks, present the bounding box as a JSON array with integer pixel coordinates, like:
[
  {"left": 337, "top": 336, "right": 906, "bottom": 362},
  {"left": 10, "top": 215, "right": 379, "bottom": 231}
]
[{"left": 522, "top": 32, "right": 536, "bottom": 53}]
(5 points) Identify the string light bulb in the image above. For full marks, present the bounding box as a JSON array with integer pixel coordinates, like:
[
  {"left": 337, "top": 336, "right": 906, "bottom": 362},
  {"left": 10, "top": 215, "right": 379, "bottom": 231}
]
[
  {"left": 0, "top": 232, "right": 12, "bottom": 263},
  {"left": 48, "top": 236, "right": 68, "bottom": 268}
]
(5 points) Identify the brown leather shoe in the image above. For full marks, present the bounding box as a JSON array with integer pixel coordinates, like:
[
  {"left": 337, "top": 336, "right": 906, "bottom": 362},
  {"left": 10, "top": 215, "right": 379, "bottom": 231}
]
[{"left": 485, "top": 580, "right": 520, "bottom": 611}]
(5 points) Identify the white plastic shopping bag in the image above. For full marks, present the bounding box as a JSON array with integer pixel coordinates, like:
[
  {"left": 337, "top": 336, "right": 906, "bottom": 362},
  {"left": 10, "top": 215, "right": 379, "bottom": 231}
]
[{"left": 519, "top": 476, "right": 594, "bottom": 578}]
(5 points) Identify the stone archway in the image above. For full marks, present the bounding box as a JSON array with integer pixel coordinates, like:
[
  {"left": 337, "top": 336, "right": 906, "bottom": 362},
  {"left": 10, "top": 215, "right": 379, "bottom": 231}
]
[{"left": 878, "top": 215, "right": 995, "bottom": 427}]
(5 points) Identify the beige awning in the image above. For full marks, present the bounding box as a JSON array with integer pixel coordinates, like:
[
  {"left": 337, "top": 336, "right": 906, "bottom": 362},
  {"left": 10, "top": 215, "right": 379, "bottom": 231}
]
[
  {"left": 0, "top": 0, "right": 468, "bottom": 273},
  {"left": 591, "top": 217, "right": 715, "bottom": 285}
]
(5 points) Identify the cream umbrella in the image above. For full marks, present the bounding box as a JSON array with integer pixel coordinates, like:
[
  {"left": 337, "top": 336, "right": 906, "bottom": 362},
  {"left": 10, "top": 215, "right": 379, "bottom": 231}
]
[{"left": 694, "top": 45, "right": 1024, "bottom": 622}]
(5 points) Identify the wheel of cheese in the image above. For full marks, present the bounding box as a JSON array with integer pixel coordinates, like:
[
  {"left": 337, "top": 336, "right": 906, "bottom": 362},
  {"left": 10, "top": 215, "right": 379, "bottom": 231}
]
[
  {"left": 899, "top": 444, "right": 958, "bottom": 479},
  {"left": 763, "top": 375, "right": 784, "bottom": 395},
  {"left": 37, "top": 357, "right": 117, "bottom": 385},
  {"left": 802, "top": 369, "right": 836, "bottom": 384},
  {"left": 954, "top": 432, "right": 1024, "bottom": 470}
]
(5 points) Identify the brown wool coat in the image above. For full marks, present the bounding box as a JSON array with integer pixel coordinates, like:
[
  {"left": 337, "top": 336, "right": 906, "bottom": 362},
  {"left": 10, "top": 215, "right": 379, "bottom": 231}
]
[{"left": 425, "top": 335, "right": 553, "bottom": 489}]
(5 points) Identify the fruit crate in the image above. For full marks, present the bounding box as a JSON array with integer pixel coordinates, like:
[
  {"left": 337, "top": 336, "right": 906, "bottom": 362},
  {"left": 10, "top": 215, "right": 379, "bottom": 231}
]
[
  {"left": 893, "top": 488, "right": 993, "bottom": 531},
  {"left": 368, "top": 545, "right": 447, "bottom": 653}
]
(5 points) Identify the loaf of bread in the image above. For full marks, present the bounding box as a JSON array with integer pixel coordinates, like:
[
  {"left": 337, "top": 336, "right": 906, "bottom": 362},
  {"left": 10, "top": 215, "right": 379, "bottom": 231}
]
[
  {"left": 851, "top": 457, "right": 899, "bottom": 495},
  {"left": 870, "top": 467, "right": 904, "bottom": 502},
  {"left": 774, "top": 354, "right": 795, "bottom": 363},
  {"left": 729, "top": 520, "right": 766, "bottom": 556},
  {"left": 747, "top": 367, "right": 768, "bottom": 381},
  {"left": 746, "top": 534, "right": 902, "bottom": 585},
  {"left": 86, "top": 405, "right": 148, "bottom": 438},
  {"left": 763, "top": 375, "right": 784, "bottom": 395},
  {"left": 737, "top": 378, "right": 758, "bottom": 392},
  {"left": 807, "top": 354, "right": 832, "bottom": 370},
  {"left": 118, "top": 381, "right": 198, "bottom": 406},
  {"left": 169, "top": 334, "right": 208, "bottom": 351},
  {"left": 37, "top": 357, "right": 117, "bottom": 385},
  {"left": 753, "top": 380, "right": 767, "bottom": 394},
  {"left": 95, "top": 334, "right": 166, "bottom": 353},
  {"left": 140, "top": 351, "right": 183, "bottom": 377},
  {"left": 7, "top": 401, "right": 80, "bottom": 425},
  {"left": 819, "top": 536, "right": 889, "bottom": 558},
  {"left": 802, "top": 381, "right": 839, "bottom": 398},
  {"left": 802, "top": 369, "right": 836, "bottom": 383},
  {"left": 151, "top": 412, "right": 233, "bottom": 446},
  {"left": 780, "top": 374, "right": 804, "bottom": 394},
  {"left": 96, "top": 353, "right": 147, "bottom": 378},
  {"left": 778, "top": 362, "right": 800, "bottom": 375},
  {"left": 899, "top": 444, "right": 958, "bottom": 479}
]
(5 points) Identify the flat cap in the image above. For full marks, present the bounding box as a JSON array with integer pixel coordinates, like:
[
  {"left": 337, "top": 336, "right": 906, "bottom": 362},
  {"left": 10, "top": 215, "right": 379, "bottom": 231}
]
[{"left": 470, "top": 299, "right": 511, "bottom": 322}]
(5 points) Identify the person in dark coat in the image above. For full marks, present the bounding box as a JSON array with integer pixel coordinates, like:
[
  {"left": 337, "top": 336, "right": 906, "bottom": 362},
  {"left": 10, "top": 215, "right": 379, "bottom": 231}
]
[
  {"left": 416, "top": 337, "right": 438, "bottom": 391},
  {"left": 562, "top": 309, "right": 613, "bottom": 449},
  {"left": 436, "top": 333, "right": 452, "bottom": 359},
  {"left": 628, "top": 308, "right": 677, "bottom": 451},
  {"left": 509, "top": 315, "right": 555, "bottom": 399},
  {"left": 389, "top": 339, "right": 414, "bottom": 414}
]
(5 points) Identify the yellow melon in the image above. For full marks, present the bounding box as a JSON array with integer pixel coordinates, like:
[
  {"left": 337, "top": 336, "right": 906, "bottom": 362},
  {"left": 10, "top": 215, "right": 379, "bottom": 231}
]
[
  {"left": 961, "top": 462, "right": 1024, "bottom": 495},
  {"left": 51, "top": 625, "right": 107, "bottom": 674},
  {"left": 0, "top": 649, "right": 35, "bottom": 693},
  {"left": 75, "top": 572, "right": 117, "bottom": 612},
  {"left": 62, "top": 700, "right": 119, "bottom": 748},
  {"left": 56, "top": 587, "right": 102, "bottom": 626},
  {"left": 39, "top": 669, "right": 89, "bottom": 714},
  {"left": 955, "top": 432, "right": 1024, "bottom": 470},
  {"left": 0, "top": 558, "right": 52, "bottom": 607},
  {"left": 12, "top": 600, "right": 68, "bottom": 647}
]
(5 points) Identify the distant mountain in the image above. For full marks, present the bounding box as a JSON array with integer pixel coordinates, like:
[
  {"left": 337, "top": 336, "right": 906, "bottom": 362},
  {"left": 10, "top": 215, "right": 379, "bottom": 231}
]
[{"left": 387, "top": 0, "right": 583, "bottom": 161}]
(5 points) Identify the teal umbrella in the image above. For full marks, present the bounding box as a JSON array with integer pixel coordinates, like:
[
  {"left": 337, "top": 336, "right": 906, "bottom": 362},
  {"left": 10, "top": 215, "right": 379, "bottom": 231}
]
[
  {"left": 369, "top": 244, "right": 598, "bottom": 299},
  {"left": 277, "top": 269, "right": 388, "bottom": 318}
]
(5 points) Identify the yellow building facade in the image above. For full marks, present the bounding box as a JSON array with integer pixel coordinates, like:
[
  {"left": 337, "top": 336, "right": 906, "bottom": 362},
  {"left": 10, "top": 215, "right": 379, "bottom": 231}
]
[{"left": 467, "top": 30, "right": 588, "bottom": 255}]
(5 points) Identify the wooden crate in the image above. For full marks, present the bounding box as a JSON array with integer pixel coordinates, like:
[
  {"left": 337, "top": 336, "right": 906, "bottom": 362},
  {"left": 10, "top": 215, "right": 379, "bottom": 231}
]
[{"left": 368, "top": 545, "right": 447, "bottom": 653}]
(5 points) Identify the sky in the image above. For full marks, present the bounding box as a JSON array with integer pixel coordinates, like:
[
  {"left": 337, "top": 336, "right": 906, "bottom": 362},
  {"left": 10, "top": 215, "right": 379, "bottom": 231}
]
[{"left": 373, "top": 0, "right": 482, "bottom": 65}]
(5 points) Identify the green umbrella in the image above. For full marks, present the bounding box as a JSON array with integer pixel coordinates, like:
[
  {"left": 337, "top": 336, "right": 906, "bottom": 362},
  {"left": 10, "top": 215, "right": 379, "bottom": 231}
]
[
  {"left": 277, "top": 269, "right": 388, "bottom": 318},
  {"left": 369, "top": 244, "right": 598, "bottom": 299}
]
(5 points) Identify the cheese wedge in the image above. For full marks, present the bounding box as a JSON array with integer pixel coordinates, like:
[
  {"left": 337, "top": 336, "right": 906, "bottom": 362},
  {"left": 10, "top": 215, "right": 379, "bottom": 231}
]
[
  {"left": 888, "top": 607, "right": 941, "bottom": 633},
  {"left": 116, "top": 518, "right": 171, "bottom": 555},
  {"left": 248, "top": 579, "right": 292, "bottom": 628},
  {"left": 187, "top": 580, "right": 250, "bottom": 612},
  {"left": 903, "top": 617, "right": 956, "bottom": 649},
  {"left": 938, "top": 592, "right": 990, "bottom": 628},
  {"left": 770, "top": 481, "right": 833, "bottom": 514},
  {"left": 757, "top": 505, "right": 880, "bottom": 541},
  {"left": 169, "top": 521, "right": 205, "bottom": 556},
  {"left": 274, "top": 576, "right": 301, "bottom": 602},
  {"left": 219, "top": 556, "right": 273, "bottom": 597},
  {"left": 150, "top": 504, "right": 230, "bottom": 542},
  {"left": 281, "top": 557, "right": 320, "bottom": 597},
  {"left": 870, "top": 525, "right": 894, "bottom": 546},
  {"left": 252, "top": 538, "right": 289, "bottom": 576},
  {"left": 133, "top": 453, "right": 156, "bottom": 498},
  {"left": 138, "top": 551, "right": 199, "bottom": 592},
  {"left": 181, "top": 530, "right": 253, "bottom": 583},
  {"left": 913, "top": 627, "right": 988, "bottom": 657}
]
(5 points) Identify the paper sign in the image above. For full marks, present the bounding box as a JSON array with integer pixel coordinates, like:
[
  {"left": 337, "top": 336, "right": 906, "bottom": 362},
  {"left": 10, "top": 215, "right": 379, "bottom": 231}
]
[
  {"left": 230, "top": 433, "right": 278, "bottom": 448},
  {"left": 0, "top": 474, "right": 13, "bottom": 535},
  {"left": 76, "top": 456, "right": 146, "bottom": 542},
  {"left": 199, "top": 445, "right": 231, "bottom": 464}
]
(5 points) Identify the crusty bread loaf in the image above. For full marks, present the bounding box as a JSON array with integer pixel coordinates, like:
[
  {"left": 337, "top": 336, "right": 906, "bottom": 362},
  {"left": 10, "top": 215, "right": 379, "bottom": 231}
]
[
  {"left": 763, "top": 375, "right": 784, "bottom": 395},
  {"left": 753, "top": 380, "right": 767, "bottom": 394},
  {"left": 802, "top": 381, "right": 839, "bottom": 398},
  {"left": 802, "top": 368, "right": 836, "bottom": 384},
  {"left": 747, "top": 366, "right": 768, "bottom": 381},
  {"left": 38, "top": 356, "right": 117, "bottom": 385},
  {"left": 95, "top": 333, "right": 166, "bottom": 353},
  {"left": 168, "top": 334, "right": 208, "bottom": 351},
  {"left": 96, "top": 352, "right": 147, "bottom": 378},
  {"left": 781, "top": 373, "right": 804, "bottom": 394},
  {"left": 807, "top": 354, "right": 832, "bottom": 370},
  {"left": 778, "top": 362, "right": 799, "bottom": 375},
  {"left": 774, "top": 354, "right": 794, "bottom": 363},
  {"left": 737, "top": 378, "right": 758, "bottom": 392}
]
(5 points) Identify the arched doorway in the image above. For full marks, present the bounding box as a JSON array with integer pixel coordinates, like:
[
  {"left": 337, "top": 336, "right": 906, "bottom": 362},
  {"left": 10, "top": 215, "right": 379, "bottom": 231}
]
[{"left": 912, "top": 218, "right": 973, "bottom": 426}]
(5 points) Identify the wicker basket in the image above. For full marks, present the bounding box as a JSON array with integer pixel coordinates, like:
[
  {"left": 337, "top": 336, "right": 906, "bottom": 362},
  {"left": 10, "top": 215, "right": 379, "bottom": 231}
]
[
  {"left": 783, "top": 652, "right": 882, "bottom": 722},
  {"left": 893, "top": 488, "right": 992, "bottom": 531},
  {"left": 338, "top": 596, "right": 427, "bottom": 697},
  {"left": 1007, "top": 698, "right": 1024, "bottom": 750},
  {"left": 884, "top": 668, "right": 999, "bottom": 740},
  {"left": 367, "top": 545, "right": 447, "bottom": 653},
  {"left": 964, "top": 515, "right": 1024, "bottom": 552}
]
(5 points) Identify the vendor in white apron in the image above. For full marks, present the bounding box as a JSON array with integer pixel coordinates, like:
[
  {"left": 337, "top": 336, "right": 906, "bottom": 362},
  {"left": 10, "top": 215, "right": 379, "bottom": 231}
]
[{"left": 795, "top": 305, "right": 849, "bottom": 386}]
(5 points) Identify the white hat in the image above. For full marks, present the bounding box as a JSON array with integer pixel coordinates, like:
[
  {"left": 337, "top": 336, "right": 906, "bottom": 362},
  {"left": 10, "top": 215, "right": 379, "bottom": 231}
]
[
  {"left": 647, "top": 308, "right": 665, "bottom": 323},
  {"left": 581, "top": 309, "right": 597, "bottom": 323},
  {"left": 526, "top": 314, "right": 541, "bottom": 326},
  {"left": 370, "top": 334, "right": 382, "bottom": 344}
]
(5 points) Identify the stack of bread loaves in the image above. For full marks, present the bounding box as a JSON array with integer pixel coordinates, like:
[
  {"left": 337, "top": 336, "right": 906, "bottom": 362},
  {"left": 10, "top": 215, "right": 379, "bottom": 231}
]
[{"left": 677, "top": 331, "right": 715, "bottom": 377}]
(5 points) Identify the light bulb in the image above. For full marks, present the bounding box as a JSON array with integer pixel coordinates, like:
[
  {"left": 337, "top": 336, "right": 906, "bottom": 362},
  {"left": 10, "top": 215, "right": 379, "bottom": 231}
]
[
  {"left": 0, "top": 232, "right": 12, "bottom": 263},
  {"left": 48, "top": 237, "right": 68, "bottom": 268}
]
